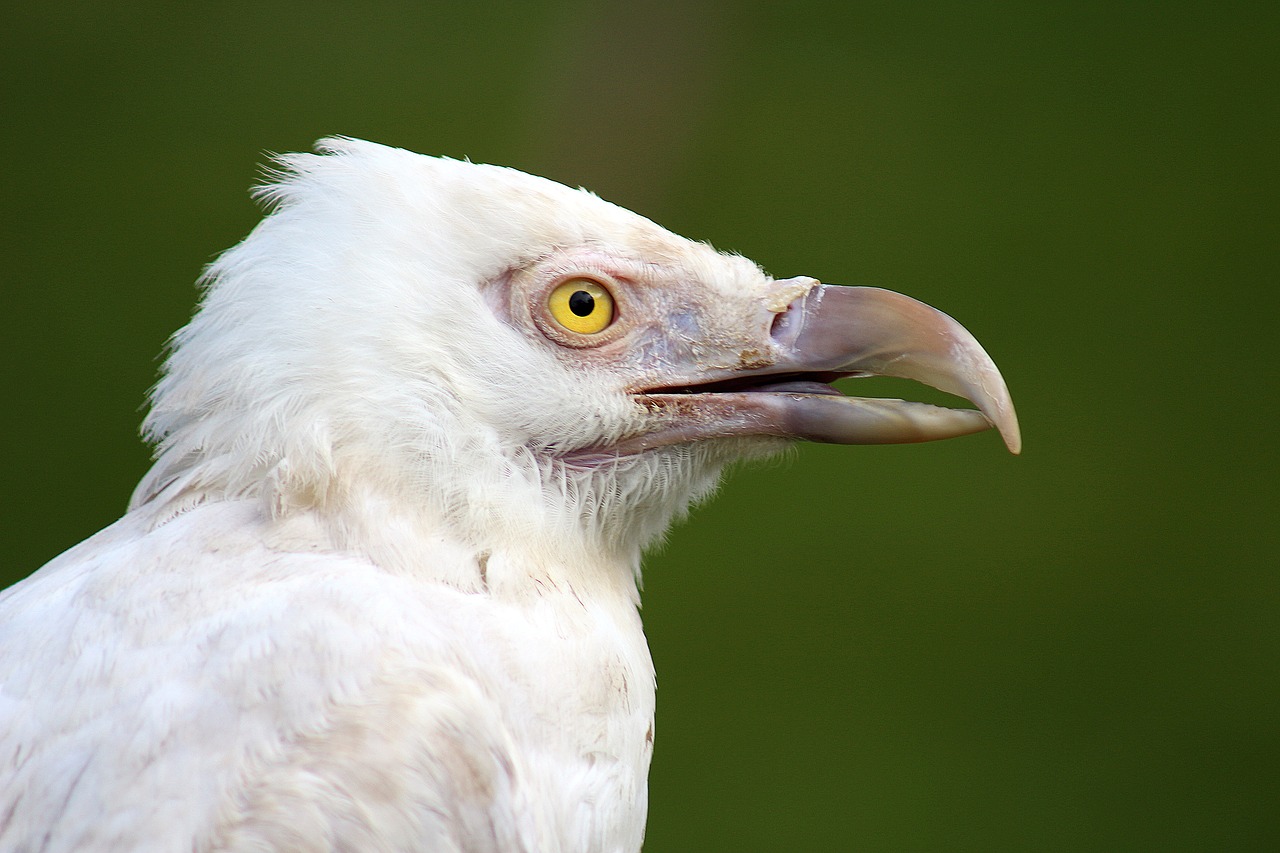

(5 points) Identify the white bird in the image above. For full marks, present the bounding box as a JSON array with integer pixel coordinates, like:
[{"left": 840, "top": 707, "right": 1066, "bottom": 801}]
[{"left": 0, "top": 138, "right": 1019, "bottom": 852}]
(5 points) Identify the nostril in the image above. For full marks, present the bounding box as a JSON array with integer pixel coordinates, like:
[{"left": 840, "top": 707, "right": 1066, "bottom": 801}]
[
  {"left": 766, "top": 277, "right": 819, "bottom": 347},
  {"left": 770, "top": 309, "right": 788, "bottom": 338},
  {"left": 769, "top": 297, "right": 804, "bottom": 344}
]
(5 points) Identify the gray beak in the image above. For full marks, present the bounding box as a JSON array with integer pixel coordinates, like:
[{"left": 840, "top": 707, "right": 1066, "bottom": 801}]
[
  {"left": 626, "top": 283, "right": 1021, "bottom": 456},
  {"left": 766, "top": 284, "right": 1021, "bottom": 453}
]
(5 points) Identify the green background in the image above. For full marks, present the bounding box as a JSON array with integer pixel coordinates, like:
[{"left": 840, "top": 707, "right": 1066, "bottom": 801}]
[{"left": 2, "top": 2, "right": 1275, "bottom": 848}]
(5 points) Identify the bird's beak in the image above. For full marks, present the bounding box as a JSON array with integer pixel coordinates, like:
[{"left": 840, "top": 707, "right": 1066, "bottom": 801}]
[{"left": 626, "top": 283, "right": 1021, "bottom": 455}]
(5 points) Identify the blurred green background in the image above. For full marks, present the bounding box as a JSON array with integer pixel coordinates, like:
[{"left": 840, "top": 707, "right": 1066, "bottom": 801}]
[{"left": 2, "top": 1, "right": 1275, "bottom": 849}]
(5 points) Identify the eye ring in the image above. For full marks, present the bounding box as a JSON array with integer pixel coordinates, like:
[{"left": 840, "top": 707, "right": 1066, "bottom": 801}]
[{"left": 547, "top": 277, "right": 616, "bottom": 336}]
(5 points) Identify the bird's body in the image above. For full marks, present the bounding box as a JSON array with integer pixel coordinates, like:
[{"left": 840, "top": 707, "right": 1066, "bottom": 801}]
[
  {"left": 2, "top": 501, "right": 650, "bottom": 851},
  {"left": 0, "top": 139, "right": 1018, "bottom": 851}
]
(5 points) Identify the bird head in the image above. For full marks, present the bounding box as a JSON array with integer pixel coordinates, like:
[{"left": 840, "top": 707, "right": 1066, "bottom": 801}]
[{"left": 133, "top": 139, "right": 1018, "bottom": 563}]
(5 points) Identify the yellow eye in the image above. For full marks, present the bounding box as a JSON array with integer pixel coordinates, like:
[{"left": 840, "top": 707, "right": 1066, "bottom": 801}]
[{"left": 547, "top": 278, "right": 615, "bottom": 335}]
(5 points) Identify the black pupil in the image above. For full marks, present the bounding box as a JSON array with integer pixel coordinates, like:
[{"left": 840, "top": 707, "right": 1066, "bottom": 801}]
[{"left": 568, "top": 290, "right": 595, "bottom": 317}]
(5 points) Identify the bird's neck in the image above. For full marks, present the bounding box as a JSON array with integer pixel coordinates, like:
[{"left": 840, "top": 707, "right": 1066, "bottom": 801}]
[
  {"left": 130, "top": 399, "right": 734, "bottom": 602},
  {"left": 134, "top": 459, "right": 647, "bottom": 606},
  {"left": 324, "top": 478, "right": 647, "bottom": 605}
]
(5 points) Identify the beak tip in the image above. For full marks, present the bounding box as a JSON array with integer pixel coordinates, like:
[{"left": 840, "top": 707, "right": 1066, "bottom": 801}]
[{"left": 993, "top": 413, "right": 1022, "bottom": 455}]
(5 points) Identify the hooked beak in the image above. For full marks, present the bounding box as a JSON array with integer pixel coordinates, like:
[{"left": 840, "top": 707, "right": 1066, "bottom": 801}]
[{"left": 624, "top": 283, "right": 1021, "bottom": 455}]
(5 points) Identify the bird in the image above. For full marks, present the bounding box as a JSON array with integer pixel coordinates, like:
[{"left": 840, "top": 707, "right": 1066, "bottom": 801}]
[{"left": 0, "top": 138, "right": 1019, "bottom": 852}]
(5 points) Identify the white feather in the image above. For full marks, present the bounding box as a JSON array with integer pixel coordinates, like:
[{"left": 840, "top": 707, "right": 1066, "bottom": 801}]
[{"left": 0, "top": 138, "right": 787, "bottom": 852}]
